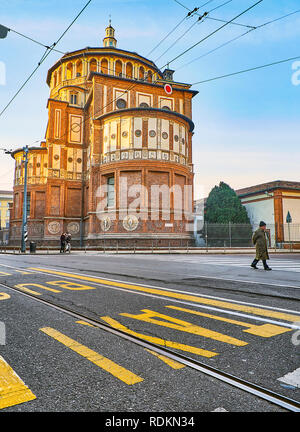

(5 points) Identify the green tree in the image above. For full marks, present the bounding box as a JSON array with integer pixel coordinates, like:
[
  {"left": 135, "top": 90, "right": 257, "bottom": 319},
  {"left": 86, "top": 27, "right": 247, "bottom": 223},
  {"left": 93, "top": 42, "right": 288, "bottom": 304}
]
[{"left": 205, "top": 181, "right": 250, "bottom": 223}]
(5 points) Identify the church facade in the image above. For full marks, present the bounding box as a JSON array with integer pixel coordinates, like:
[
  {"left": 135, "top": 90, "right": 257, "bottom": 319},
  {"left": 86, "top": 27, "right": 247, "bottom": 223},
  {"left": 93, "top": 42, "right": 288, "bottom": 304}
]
[{"left": 9, "top": 24, "right": 197, "bottom": 247}]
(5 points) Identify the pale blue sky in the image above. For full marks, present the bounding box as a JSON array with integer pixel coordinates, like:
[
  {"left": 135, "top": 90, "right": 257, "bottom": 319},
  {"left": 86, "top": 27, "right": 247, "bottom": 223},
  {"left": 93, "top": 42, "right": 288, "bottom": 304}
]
[{"left": 0, "top": 0, "right": 299, "bottom": 198}]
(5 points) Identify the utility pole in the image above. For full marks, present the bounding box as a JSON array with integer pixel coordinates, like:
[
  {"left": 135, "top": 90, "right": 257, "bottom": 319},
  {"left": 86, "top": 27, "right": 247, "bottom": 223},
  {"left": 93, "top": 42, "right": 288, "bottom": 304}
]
[{"left": 21, "top": 146, "right": 29, "bottom": 253}]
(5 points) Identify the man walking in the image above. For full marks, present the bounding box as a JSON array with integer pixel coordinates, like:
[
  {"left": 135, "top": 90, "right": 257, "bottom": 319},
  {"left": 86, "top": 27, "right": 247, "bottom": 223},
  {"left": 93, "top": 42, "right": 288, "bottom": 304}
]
[
  {"left": 251, "top": 221, "right": 272, "bottom": 271},
  {"left": 60, "top": 232, "right": 66, "bottom": 253}
]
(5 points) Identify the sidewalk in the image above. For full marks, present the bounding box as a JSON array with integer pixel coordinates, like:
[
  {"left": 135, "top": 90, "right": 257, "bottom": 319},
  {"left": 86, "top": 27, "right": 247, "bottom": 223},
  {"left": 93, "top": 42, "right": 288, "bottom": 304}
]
[{"left": 0, "top": 248, "right": 299, "bottom": 255}]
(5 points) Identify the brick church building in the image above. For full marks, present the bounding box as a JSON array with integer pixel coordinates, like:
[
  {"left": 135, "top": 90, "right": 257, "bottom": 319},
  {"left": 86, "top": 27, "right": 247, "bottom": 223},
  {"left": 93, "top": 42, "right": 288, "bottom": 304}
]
[{"left": 9, "top": 23, "right": 197, "bottom": 247}]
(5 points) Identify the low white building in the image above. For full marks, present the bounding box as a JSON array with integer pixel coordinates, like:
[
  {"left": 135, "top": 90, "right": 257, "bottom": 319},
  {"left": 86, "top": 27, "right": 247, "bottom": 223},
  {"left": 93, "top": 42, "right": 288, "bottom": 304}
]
[{"left": 236, "top": 180, "right": 300, "bottom": 247}]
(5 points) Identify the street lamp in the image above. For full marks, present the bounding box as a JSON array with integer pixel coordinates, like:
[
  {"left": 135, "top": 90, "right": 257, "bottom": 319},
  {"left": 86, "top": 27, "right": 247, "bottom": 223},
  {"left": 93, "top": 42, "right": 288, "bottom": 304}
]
[
  {"left": 1, "top": 146, "right": 28, "bottom": 252},
  {"left": 21, "top": 146, "right": 29, "bottom": 252}
]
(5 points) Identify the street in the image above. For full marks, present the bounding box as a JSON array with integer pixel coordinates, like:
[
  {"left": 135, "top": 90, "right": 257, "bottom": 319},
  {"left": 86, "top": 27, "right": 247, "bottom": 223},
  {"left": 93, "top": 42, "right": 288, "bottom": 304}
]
[{"left": 0, "top": 252, "right": 299, "bottom": 414}]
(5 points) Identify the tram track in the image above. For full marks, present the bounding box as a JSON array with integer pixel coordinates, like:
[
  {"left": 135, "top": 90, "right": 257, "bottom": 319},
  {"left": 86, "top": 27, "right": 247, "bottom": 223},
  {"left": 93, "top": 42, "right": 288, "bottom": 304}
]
[{"left": 1, "top": 280, "right": 300, "bottom": 413}]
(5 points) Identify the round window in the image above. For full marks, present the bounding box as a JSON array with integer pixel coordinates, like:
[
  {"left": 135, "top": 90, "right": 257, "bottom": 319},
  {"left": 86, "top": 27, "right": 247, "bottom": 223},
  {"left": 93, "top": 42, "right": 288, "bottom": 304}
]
[
  {"left": 149, "top": 130, "right": 156, "bottom": 138},
  {"left": 116, "top": 98, "right": 127, "bottom": 109},
  {"left": 135, "top": 130, "right": 142, "bottom": 137},
  {"left": 174, "top": 135, "right": 179, "bottom": 142},
  {"left": 162, "top": 132, "right": 168, "bottom": 140},
  {"left": 68, "top": 157, "right": 73, "bottom": 163},
  {"left": 139, "top": 102, "right": 149, "bottom": 108},
  {"left": 122, "top": 131, "right": 128, "bottom": 138}
]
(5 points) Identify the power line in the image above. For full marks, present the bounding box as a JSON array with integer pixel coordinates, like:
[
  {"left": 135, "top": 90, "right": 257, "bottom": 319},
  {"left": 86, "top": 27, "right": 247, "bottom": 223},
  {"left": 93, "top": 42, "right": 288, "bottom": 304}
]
[
  {"left": 0, "top": 0, "right": 93, "bottom": 119},
  {"left": 173, "top": 0, "right": 256, "bottom": 30},
  {"left": 160, "top": 0, "right": 263, "bottom": 69},
  {"left": 176, "top": 8, "right": 300, "bottom": 71},
  {"left": 146, "top": 14, "right": 189, "bottom": 57},
  {"left": 191, "top": 54, "right": 300, "bottom": 85},
  {"left": 154, "top": 13, "right": 208, "bottom": 63},
  {"left": 2, "top": 25, "right": 65, "bottom": 55},
  {"left": 156, "top": 0, "right": 238, "bottom": 64}
]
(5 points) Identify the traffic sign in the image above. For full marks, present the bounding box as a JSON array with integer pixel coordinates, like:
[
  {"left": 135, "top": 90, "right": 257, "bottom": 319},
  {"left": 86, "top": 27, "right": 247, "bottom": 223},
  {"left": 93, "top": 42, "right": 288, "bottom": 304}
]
[{"left": 164, "top": 83, "right": 173, "bottom": 95}]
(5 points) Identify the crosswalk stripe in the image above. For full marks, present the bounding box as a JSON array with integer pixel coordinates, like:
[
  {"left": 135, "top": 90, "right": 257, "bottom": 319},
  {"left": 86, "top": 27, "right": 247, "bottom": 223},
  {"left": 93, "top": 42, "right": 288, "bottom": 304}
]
[
  {"left": 278, "top": 367, "right": 300, "bottom": 388},
  {"left": 40, "top": 327, "right": 143, "bottom": 385},
  {"left": 0, "top": 355, "right": 36, "bottom": 409}
]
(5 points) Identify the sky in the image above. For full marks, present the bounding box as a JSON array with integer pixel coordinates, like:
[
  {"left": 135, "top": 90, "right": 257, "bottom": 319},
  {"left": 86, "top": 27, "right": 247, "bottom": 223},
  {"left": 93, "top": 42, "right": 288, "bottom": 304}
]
[{"left": 0, "top": 0, "right": 299, "bottom": 199}]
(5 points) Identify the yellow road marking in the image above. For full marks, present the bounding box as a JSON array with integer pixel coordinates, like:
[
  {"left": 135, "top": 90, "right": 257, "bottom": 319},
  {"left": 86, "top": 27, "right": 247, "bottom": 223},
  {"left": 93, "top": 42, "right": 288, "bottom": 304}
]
[
  {"left": 75, "top": 321, "right": 185, "bottom": 369},
  {"left": 0, "top": 293, "right": 10, "bottom": 301},
  {"left": 40, "top": 327, "right": 143, "bottom": 385},
  {"left": 0, "top": 355, "right": 36, "bottom": 410},
  {"left": 29, "top": 268, "right": 300, "bottom": 322},
  {"left": 166, "top": 306, "right": 292, "bottom": 338},
  {"left": 0, "top": 271, "right": 11, "bottom": 276},
  {"left": 120, "top": 309, "right": 247, "bottom": 346},
  {"left": 14, "top": 283, "right": 61, "bottom": 295},
  {"left": 76, "top": 320, "right": 95, "bottom": 327},
  {"left": 145, "top": 349, "right": 185, "bottom": 369},
  {"left": 100, "top": 316, "right": 218, "bottom": 358},
  {"left": 46, "top": 280, "right": 96, "bottom": 291}
]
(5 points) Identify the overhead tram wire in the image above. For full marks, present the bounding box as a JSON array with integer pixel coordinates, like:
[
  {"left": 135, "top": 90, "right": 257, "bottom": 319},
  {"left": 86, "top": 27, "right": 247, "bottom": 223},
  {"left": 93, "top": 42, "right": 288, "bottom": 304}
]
[
  {"left": 155, "top": 0, "right": 239, "bottom": 63},
  {"left": 191, "top": 54, "right": 300, "bottom": 85},
  {"left": 160, "top": 0, "right": 263, "bottom": 70},
  {"left": 1, "top": 25, "right": 66, "bottom": 55},
  {"left": 147, "top": 2, "right": 216, "bottom": 58},
  {"left": 154, "top": 13, "right": 208, "bottom": 63},
  {"left": 173, "top": 0, "right": 256, "bottom": 30},
  {"left": 0, "top": 0, "right": 93, "bottom": 119},
  {"left": 176, "top": 8, "right": 300, "bottom": 71}
]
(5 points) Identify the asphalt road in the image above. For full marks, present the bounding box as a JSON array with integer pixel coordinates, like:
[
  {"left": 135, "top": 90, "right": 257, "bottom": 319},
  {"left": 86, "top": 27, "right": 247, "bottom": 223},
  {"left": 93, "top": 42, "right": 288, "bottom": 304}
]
[{"left": 0, "top": 252, "right": 299, "bottom": 415}]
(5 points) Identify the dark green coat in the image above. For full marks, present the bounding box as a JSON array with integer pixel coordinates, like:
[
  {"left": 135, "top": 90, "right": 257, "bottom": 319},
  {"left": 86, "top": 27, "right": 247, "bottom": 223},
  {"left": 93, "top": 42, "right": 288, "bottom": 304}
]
[{"left": 252, "top": 228, "right": 269, "bottom": 260}]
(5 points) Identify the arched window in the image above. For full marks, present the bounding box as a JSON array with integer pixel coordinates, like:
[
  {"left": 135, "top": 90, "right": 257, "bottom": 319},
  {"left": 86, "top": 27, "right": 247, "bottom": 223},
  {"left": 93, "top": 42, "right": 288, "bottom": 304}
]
[
  {"left": 126, "top": 62, "right": 133, "bottom": 79},
  {"left": 66, "top": 63, "right": 73, "bottom": 80},
  {"left": 101, "top": 58, "right": 109, "bottom": 74},
  {"left": 89, "top": 58, "right": 97, "bottom": 73},
  {"left": 53, "top": 71, "right": 57, "bottom": 87},
  {"left": 139, "top": 66, "right": 145, "bottom": 81},
  {"left": 147, "top": 70, "right": 152, "bottom": 83},
  {"left": 115, "top": 60, "right": 122, "bottom": 77},
  {"left": 57, "top": 68, "right": 62, "bottom": 84},
  {"left": 76, "top": 60, "right": 83, "bottom": 77},
  {"left": 139, "top": 102, "right": 149, "bottom": 108}
]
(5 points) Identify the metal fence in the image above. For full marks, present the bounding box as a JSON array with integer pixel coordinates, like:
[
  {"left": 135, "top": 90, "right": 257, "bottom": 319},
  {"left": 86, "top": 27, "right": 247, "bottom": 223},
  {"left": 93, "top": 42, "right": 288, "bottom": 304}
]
[
  {"left": 195, "top": 223, "right": 300, "bottom": 248},
  {"left": 0, "top": 229, "right": 9, "bottom": 245}
]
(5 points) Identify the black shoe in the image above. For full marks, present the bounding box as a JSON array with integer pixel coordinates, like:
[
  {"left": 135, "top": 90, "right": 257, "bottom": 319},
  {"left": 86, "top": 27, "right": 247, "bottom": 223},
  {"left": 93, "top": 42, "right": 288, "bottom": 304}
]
[
  {"left": 251, "top": 263, "right": 258, "bottom": 269},
  {"left": 264, "top": 267, "right": 272, "bottom": 271}
]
